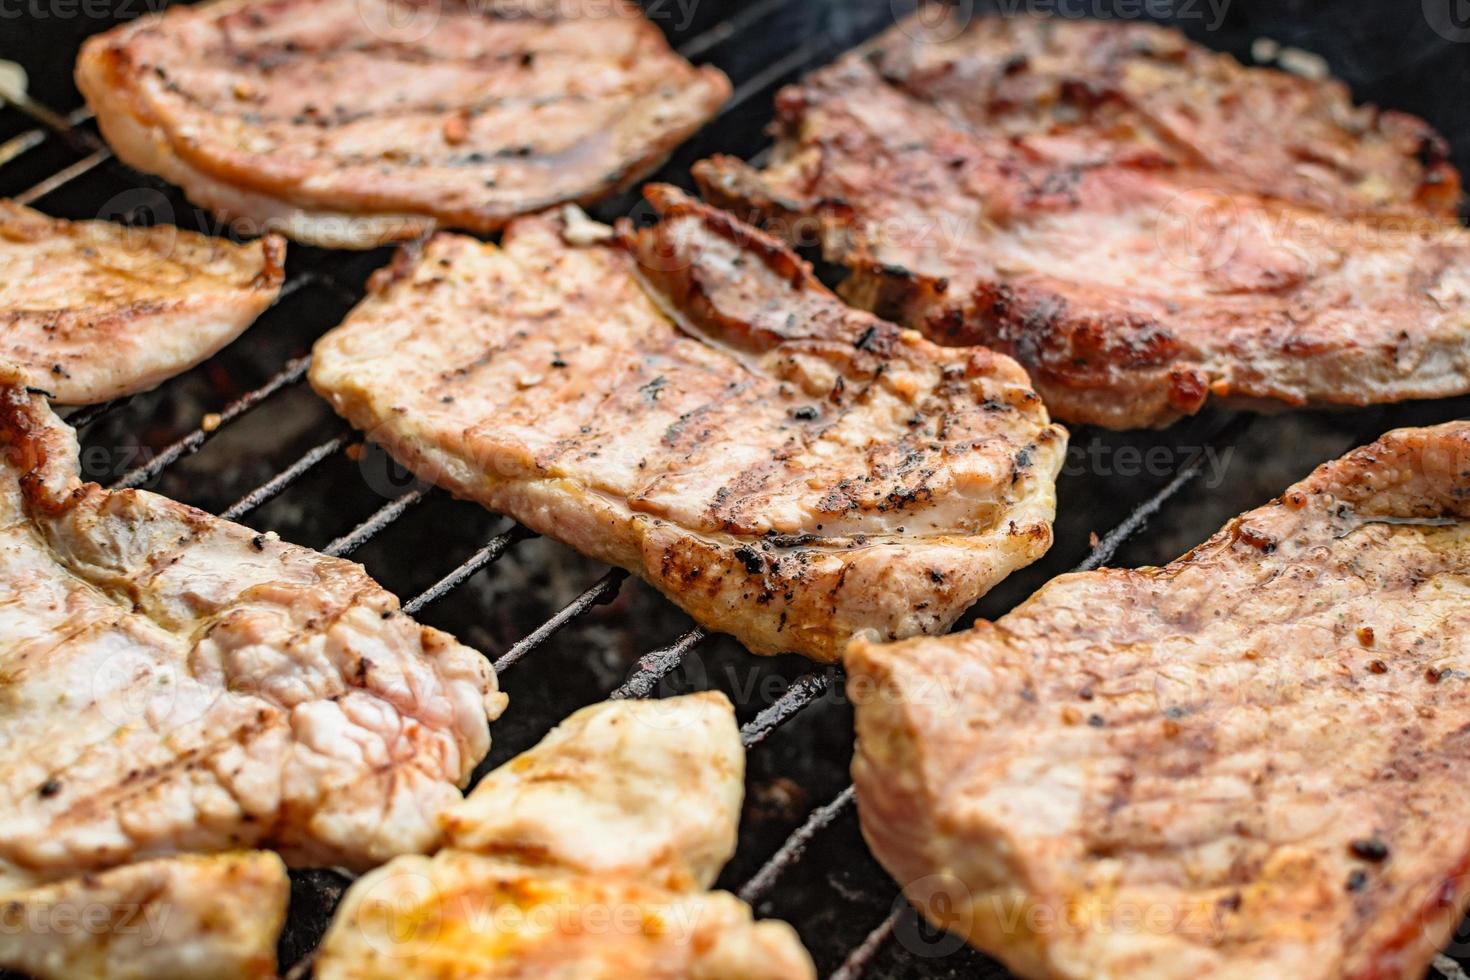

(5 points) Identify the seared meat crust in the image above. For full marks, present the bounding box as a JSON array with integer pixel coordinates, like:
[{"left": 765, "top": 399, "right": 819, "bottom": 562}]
[
  {"left": 0, "top": 852, "right": 288, "bottom": 980},
  {"left": 317, "top": 695, "right": 815, "bottom": 979},
  {"left": 848, "top": 422, "right": 1470, "bottom": 979},
  {"left": 0, "top": 200, "right": 283, "bottom": 404},
  {"left": 0, "top": 375, "right": 505, "bottom": 888},
  {"left": 77, "top": 0, "right": 730, "bottom": 248},
  {"left": 695, "top": 14, "right": 1470, "bottom": 428},
  {"left": 311, "top": 186, "right": 1064, "bottom": 661},
  {"left": 848, "top": 13, "right": 1459, "bottom": 218}
]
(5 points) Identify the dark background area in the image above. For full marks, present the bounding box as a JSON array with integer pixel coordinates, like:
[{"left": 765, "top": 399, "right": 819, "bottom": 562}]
[{"left": 3, "top": 2, "right": 1470, "bottom": 978}]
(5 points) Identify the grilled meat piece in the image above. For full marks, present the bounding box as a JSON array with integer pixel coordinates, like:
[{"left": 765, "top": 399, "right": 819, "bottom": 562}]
[
  {"left": 0, "top": 200, "right": 283, "bottom": 404},
  {"left": 316, "top": 694, "right": 816, "bottom": 979},
  {"left": 694, "top": 14, "right": 1470, "bottom": 429},
  {"left": 310, "top": 186, "right": 1064, "bottom": 661},
  {"left": 0, "top": 373, "right": 505, "bottom": 888},
  {"left": 76, "top": 0, "right": 730, "bottom": 249},
  {"left": 839, "top": 13, "right": 1459, "bottom": 219},
  {"left": 441, "top": 693, "right": 742, "bottom": 891},
  {"left": 0, "top": 852, "right": 288, "bottom": 980},
  {"left": 848, "top": 422, "right": 1470, "bottom": 978}
]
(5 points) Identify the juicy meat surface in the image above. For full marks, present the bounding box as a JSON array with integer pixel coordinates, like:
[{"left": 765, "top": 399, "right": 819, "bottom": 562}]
[
  {"left": 836, "top": 13, "right": 1459, "bottom": 219},
  {"left": 0, "top": 200, "right": 284, "bottom": 404},
  {"left": 0, "top": 374, "right": 505, "bottom": 888},
  {"left": 76, "top": 0, "right": 730, "bottom": 248},
  {"left": 848, "top": 422, "right": 1470, "bottom": 978},
  {"left": 441, "top": 694, "right": 742, "bottom": 891},
  {"left": 310, "top": 186, "right": 1064, "bottom": 661},
  {"left": 315, "top": 694, "right": 816, "bottom": 979},
  {"left": 694, "top": 13, "right": 1470, "bottom": 428},
  {"left": 0, "top": 852, "right": 288, "bottom": 980}
]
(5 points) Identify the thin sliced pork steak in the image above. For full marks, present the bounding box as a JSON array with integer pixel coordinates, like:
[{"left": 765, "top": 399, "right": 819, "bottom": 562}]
[
  {"left": 695, "top": 14, "right": 1470, "bottom": 428},
  {"left": 77, "top": 0, "right": 730, "bottom": 248},
  {"left": 0, "top": 372, "right": 505, "bottom": 889},
  {"left": 849, "top": 422, "right": 1470, "bottom": 979},
  {"left": 310, "top": 186, "right": 1064, "bottom": 661}
]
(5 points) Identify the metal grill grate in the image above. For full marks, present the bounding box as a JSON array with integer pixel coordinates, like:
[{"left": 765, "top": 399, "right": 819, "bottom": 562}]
[{"left": 5, "top": 2, "right": 1470, "bottom": 977}]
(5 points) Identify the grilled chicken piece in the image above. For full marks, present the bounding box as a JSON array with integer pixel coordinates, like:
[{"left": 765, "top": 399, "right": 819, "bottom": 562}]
[
  {"left": 0, "top": 200, "right": 283, "bottom": 404},
  {"left": 441, "top": 694, "right": 742, "bottom": 891},
  {"left": 76, "top": 0, "right": 730, "bottom": 249},
  {"left": 311, "top": 186, "right": 1064, "bottom": 661},
  {"left": 316, "top": 695, "right": 815, "bottom": 979},
  {"left": 0, "top": 373, "right": 505, "bottom": 889},
  {"left": 848, "top": 422, "right": 1470, "bottom": 978},
  {"left": 695, "top": 14, "right": 1470, "bottom": 429},
  {"left": 0, "top": 852, "right": 288, "bottom": 980}
]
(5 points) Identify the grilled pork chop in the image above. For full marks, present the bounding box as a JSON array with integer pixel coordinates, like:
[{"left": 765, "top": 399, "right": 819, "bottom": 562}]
[
  {"left": 76, "top": 0, "right": 730, "bottom": 249},
  {"left": 0, "top": 852, "right": 288, "bottom": 980},
  {"left": 0, "top": 372, "right": 505, "bottom": 888},
  {"left": 310, "top": 186, "right": 1064, "bottom": 661},
  {"left": 848, "top": 422, "right": 1470, "bottom": 978},
  {"left": 0, "top": 200, "right": 283, "bottom": 404},
  {"left": 316, "top": 694, "right": 816, "bottom": 979},
  {"left": 695, "top": 14, "right": 1470, "bottom": 428}
]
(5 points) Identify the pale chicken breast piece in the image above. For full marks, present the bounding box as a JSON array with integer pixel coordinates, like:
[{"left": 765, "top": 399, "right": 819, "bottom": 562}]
[
  {"left": 695, "top": 13, "right": 1470, "bottom": 428},
  {"left": 311, "top": 186, "right": 1064, "bottom": 661},
  {"left": 0, "top": 200, "right": 283, "bottom": 404},
  {"left": 0, "top": 851, "right": 288, "bottom": 980},
  {"left": 848, "top": 422, "right": 1470, "bottom": 979},
  {"left": 0, "top": 372, "right": 505, "bottom": 889},
  {"left": 75, "top": 0, "right": 730, "bottom": 248},
  {"left": 441, "top": 693, "right": 742, "bottom": 891},
  {"left": 316, "top": 852, "right": 814, "bottom": 980},
  {"left": 316, "top": 694, "right": 814, "bottom": 980}
]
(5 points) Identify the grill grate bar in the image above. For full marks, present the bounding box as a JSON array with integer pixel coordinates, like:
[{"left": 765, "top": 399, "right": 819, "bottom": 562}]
[
  {"left": 403, "top": 524, "right": 535, "bottom": 616},
  {"left": 220, "top": 433, "right": 352, "bottom": 522},
  {"left": 0, "top": 105, "right": 93, "bottom": 167},
  {"left": 739, "top": 784, "right": 854, "bottom": 905},
  {"left": 14, "top": 146, "right": 112, "bottom": 206},
  {"left": 322, "top": 487, "right": 430, "bottom": 558},
  {"left": 64, "top": 396, "right": 133, "bottom": 430},
  {"left": 741, "top": 668, "right": 836, "bottom": 749},
  {"left": 492, "top": 569, "right": 628, "bottom": 675},
  {"left": 1079, "top": 414, "right": 1253, "bottom": 573},
  {"left": 609, "top": 627, "right": 710, "bottom": 699},
  {"left": 676, "top": 0, "right": 789, "bottom": 59},
  {"left": 110, "top": 356, "right": 312, "bottom": 490},
  {"left": 832, "top": 908, "right": 902, "bottom": 980}
]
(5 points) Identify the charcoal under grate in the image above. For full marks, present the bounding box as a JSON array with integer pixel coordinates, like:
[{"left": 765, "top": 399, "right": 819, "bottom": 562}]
[{"left": 4, "top": 2, "right": 1470, "bottom": 977}]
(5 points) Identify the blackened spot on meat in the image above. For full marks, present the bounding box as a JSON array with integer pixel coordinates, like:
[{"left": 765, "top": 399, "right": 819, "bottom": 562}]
[
  {"left": 251, "top": 534, "right": 267, "bottom": 551},
  {"left": 854, "top": 326, "right": 879, "bottom": 351},
  {"left": 1349, "top": 838, "right": 1390, "bottom": 862},
  {"left": 928, "top": 569, "right": 944, "bottom": 584},
  {"left": 1346, "top": 870, "right": 1369, "bottom": 892},
  {"left": 791, "top": 406, "right": 819, "bottom": 421},
  {"left": 640, "top": 376, "right": 668, "bottom": 401},
  {"left": 1079, "top": 686, "right": 1095, "bottom": 701},
  {"left": 551, "top": 355, "right": 568, "bottom": 368},
  {"left": 734, "top": 546, "right": 765, "bottom": 575},
  {"left": 1087, "top": 714, "right": 1106, "bottom": 727},
  {"left": 37, "top": 778, "right": 61, "bottom": 798}
]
